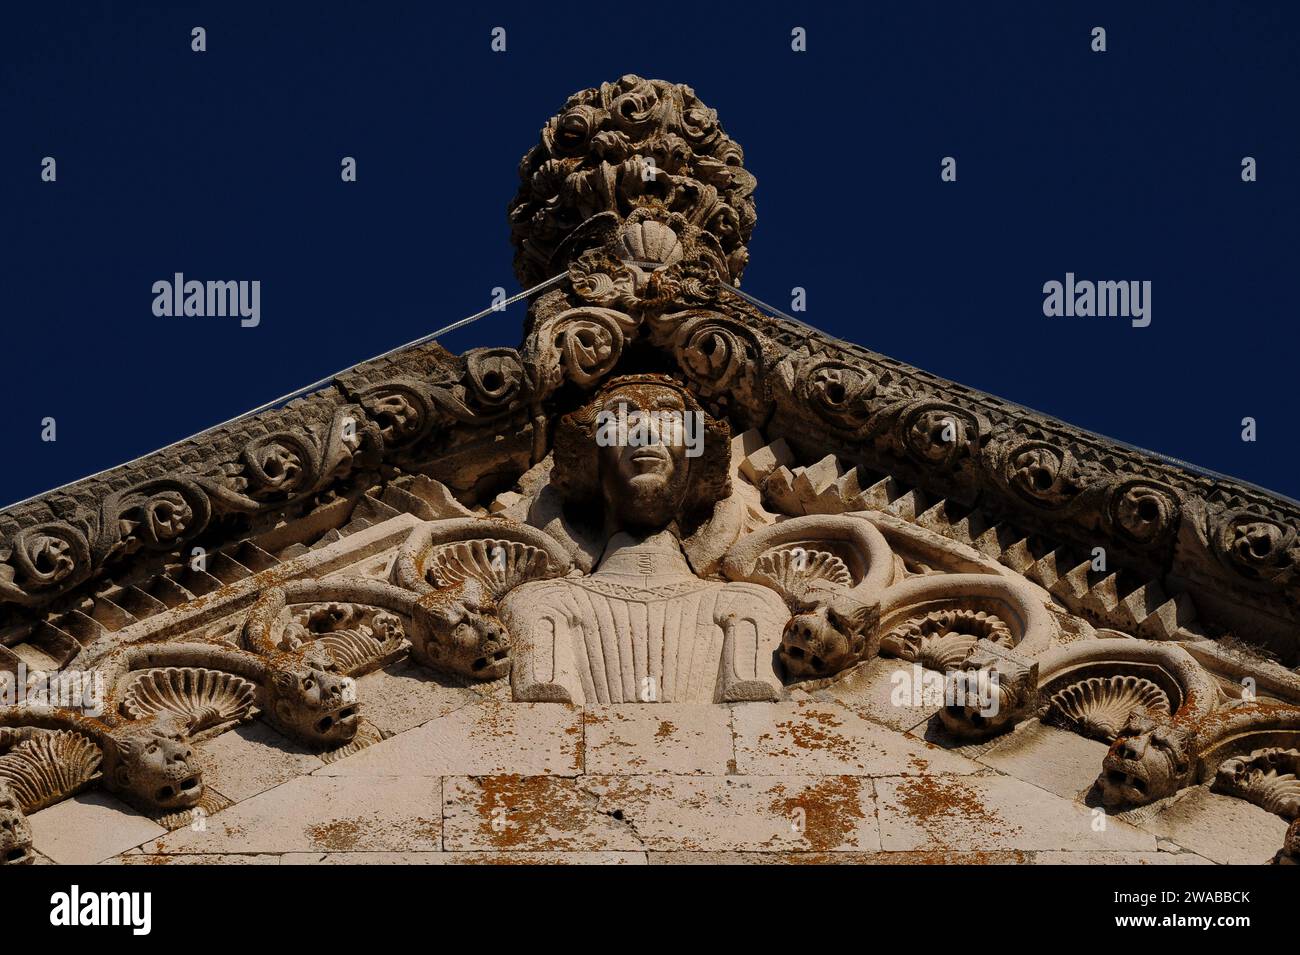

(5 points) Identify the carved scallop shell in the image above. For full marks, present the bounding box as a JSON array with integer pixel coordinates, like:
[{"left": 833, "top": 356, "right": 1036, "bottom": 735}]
[
  {"left": 1047, "top": 675, "right": 1171, "bottom": 742},
  {"left": 122, "top": 667, "right": 256, "bottom": 733},
  {"left": 1215, "top": 748, "right": 1300, "bottom": 818},
  {"left": 0, "top": 730, "right": 102, "bottom": 812},
  {"left": 425, "top": 539, "right": 556, "bottom": 599},
  {"left": 318, "top": 618, "right": 405, "bottom": 675},
  {"left": 618, "top": 220, "right": 683, "bottom": 267},
  {"left": 880, "top": 609, "right": 1012, "bottom": 670},
  {"left": 913, "top": 633, "right": 980, "bottom": 672},
  {"left": 753, "top": 547, "right": 851, "bottom": 602}
]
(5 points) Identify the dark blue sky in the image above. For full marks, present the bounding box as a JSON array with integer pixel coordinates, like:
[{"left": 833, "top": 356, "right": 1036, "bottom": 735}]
[{"left": 3, "top": 1, "right": 1297, "bottom": 505}]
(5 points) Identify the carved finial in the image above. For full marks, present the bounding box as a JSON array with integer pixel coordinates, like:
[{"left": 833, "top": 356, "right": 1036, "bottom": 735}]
[{"left": 508, "top": 75, "right": 757, "bottom": 288}]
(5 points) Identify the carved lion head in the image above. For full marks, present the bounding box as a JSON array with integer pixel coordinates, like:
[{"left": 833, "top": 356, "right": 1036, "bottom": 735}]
[
  {"left": 0, "top": 781, "right": 33, "bottom": 865},
  {"left": 103, "top": 714, "right": 203, "bottom": 813},
  {"left": 1097, "top": 709, "right": 1195, "bottom": 808},
  {"left": 778, "top": 606, "right": 871, "bottom": 681},
  {"left": 411, "top": 581, "right": 511, "bottom": 681},
  {"left": 264, "top": 664, "right": 360, "bottom": 747}
]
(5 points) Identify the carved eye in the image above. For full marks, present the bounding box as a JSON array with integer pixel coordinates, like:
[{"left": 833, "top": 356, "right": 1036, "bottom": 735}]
[
  {"left": 147, "top": 743, "right": 159, "bottom": 755},
  {"left": 303, "top": 678, "right": 315, "bottom": 691}
]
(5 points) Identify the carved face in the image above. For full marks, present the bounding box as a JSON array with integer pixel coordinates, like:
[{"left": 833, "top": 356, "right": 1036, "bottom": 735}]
[
  {"left": 778, "top": 608, "right": 866, "bottom": 680},
  {"left": 266, "top": 667, "right": 360, "bottom": 746},
  {"left": 597, "top": 385, "right": 691, "bottom": 530},
  {"left": 1097, "top": 713, "right": 1193, "bottom": 808},
  {"left": 0, "top": 782, "right": 33, "bottom": 865},
  {"left": 1280, "top": 818, "right": 1300, "bottom": 865},
  {"left": 107, "top": 716, "right": 203, "bottom": 812},
  {"left": 937, "top": 661, "right": 1036, "bottom": 741},
  {"left": 415, "top": 598, "right": 511, "bottom": 680}
]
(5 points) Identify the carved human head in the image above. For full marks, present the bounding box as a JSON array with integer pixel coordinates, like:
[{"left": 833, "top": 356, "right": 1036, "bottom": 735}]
[
  {"left": 1096, "top": 709, "right": 1194, "bottom": 808},
  {"left": 0, "top": 780, "right": 33, "bottom": 865},
  {"left": 103, "top": 714, "right": 203, "bottom": 813},
  {"left": 552, "top": 374, "right": 730, "bottom": 533}
]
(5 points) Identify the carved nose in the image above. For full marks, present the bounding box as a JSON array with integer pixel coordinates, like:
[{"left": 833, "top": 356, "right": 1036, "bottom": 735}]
[{"left": 1118, "top": 736, "right": 1145, "bottom": 760}]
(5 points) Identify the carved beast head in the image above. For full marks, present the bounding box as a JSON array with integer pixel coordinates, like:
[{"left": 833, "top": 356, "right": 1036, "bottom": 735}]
[
  {"left": 778, "top": 605, "right": 872, "bottom": 681},
  {"left": 1097, "top": 709, "right": 1195, "bottom": 808},
  {"left": 103, "top": 714, "right": 203, "bottom": 813},
  {"left": 1277, "top": 818, "right": 1300, "bottom": 865},
  {"left": 264, "top": 659, "right": 360, "bottom": 747},
  {"left": 0, "top": 781, "right": 33, "bottom": 865},
  {"left": 411, "top": 580, "right": 510, "bottom": 681},
  {"left": 937, "top": 655, "right": 1039, "bottom": 742}
]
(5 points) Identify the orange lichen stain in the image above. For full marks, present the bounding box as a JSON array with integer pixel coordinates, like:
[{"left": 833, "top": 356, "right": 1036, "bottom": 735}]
[
  {"left": 307, "top": 818, "right": 364, "bottom": 851},
  {"left": 894, "top": 776, "right": 1021, "bottom": 841},
  {"left": 471, "top": 775, "right": 598, "bottom": 851},
  {"left": 767, "top": 776, "right": 868, "bottom": 852},
  {"left": 764, "top": 708, "right": 858, "bottom": 763},
  {"left": 654, "top": 720, "right": 677, "bottom": 741},
  {"left": 906, "top": 752, "right": 930, "bottom": 773}
]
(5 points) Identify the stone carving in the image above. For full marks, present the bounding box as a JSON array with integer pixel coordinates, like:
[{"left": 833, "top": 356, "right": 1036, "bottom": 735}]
[
  {"left": 393, "top": 520, "right": 572, "bottom": 678},
  {"left": 508, "top": 75, "right": 756, "bottom": 289},
  {"left": 90, "top": 642, "right": 361, "bottom": 749},
  {"left": 1046, "top": 675, "right": 1171, "bottom": 742},
  {"left": 721, "top": 514, "right": 894, "bottom": 681},
  {"left": 0, "top": 780, "right": 33, "bottom": 865},
  {"left": 880, "top": 609, "right": 1013, "bottom": 672},
  {"left": 1097, "top": 703, "right": 1300, "bottom": 810},
  {"left": 0, "top": 707, "right": 202, "bottom": 815},
  {"left": 0, "top": 728, "right": 102, "bottom": 812},
  {"left": 2, "top": 73, "right": 1300, "bottom": 865},
  {"left": 3, "top": 77, "right": 1300, "bottom": 677},
  {"left": 121, "top": 668, "right": 257, "bottom": 734},
  {"left": 501, "top": 376, "right": 789, "bottom": 702},
  {"left": 1212, "top": 748, "right": 1300, "bottom": 818},
  {"left": 1276, "top": 818, "right": 1300, "bottom": 864},
  {"left": 938, "top": 637, "right": 1217, "bottom": 743}
]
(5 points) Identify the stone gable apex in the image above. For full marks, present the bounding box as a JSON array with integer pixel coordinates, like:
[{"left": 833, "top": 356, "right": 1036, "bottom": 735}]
[{"left": 3, "top": 74, "right": 1299, "bottom": 869}]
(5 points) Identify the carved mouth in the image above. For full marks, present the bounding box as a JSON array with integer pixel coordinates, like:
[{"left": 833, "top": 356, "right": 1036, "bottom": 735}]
[
  {"left": 1101, "top": 756, "right": 1151, "bottom": 803},
  {"left": 780, "top": 645, "right": 826, "bottom": 674},
  {"left": 2, "top": 845, "right": 32, "bottom": 865},
  {"left": 471, "top": 649, "right": 511, "bottom": 678},
  {"left": 156, "top": 775, "right": 202, "bottom": 806},
  {"left": 317, "top": 705, "right": 360, "bottom": 737},
  {"left": 628, "top": 447, "right": 669, "bottom": 468}
]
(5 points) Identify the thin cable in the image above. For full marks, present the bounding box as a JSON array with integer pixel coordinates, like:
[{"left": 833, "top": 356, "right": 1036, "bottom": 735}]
[
  {"left": 2, "top": 271, "right": 569, "bottom": 511},
  {"left": 720, "top": 281, "right": 838, "bottom": 341}
]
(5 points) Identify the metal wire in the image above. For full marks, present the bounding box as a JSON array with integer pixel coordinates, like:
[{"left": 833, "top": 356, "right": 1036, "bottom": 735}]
[{"left": 2, "top": 271, "right": 569, "bottom": 510}]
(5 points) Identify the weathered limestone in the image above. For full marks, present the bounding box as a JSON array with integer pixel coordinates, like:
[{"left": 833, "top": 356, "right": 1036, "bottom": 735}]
[{"left": 2, "top": 74, "right": 1299, "bottom": 865}]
